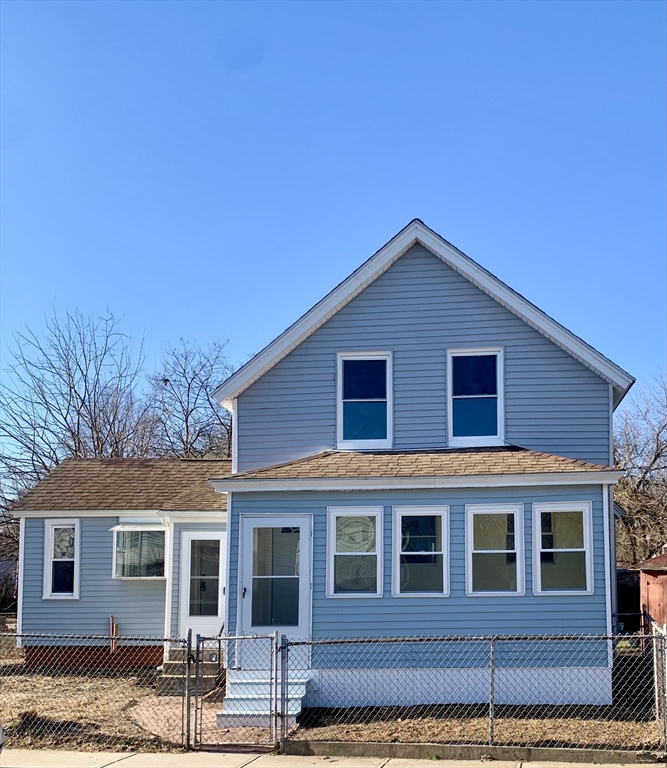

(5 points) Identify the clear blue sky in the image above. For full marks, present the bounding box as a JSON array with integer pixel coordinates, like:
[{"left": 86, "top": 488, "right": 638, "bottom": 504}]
[{"left": 1, "top": 0, "right": 665, "bottom": 393}]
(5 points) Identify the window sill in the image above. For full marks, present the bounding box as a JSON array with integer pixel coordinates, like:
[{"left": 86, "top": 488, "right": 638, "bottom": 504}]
[
  {"left": 449, "top": 437, "right": 505, "bottom": 448},
  {"left": 533, "top": 589, "right": 594, "bottom": 596},
  {"left": 465, "top": 590, "right": 526, "bottom": 597},
  {"left": 326, "top": 592, "right": 384, "bottom": 599},
  {"left": 391, "top": 592, "right": 450, "bottom": 598},
  {"left": 113, "top": 576, "right": 166, "bottom": 581},
  {"left": 337, "top": 439, "right": 392, "bottom": 450},
  {"left": 42, "top": 594, "right": 79, "bottom": 600}
]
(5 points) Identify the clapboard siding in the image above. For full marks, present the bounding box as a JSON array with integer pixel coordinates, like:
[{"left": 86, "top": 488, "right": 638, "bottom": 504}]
[
  {"left": 226, "top": 485, "right": 607, "bottom": 639},
  {"left": 21, "top": 517, "right": 165, "bottom": 636},
  {"left": 236, "top": 245, "right": 611, "bottom": 472}
]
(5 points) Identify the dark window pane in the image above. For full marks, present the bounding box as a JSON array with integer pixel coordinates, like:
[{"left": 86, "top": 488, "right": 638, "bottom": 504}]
[
  {"left": 540, "top": 551, "right": 587, "bottom": 590},
  {"left": 401, "top": 516, "right": 441, "bottom": 553},
  {"left": 52, "top": 561, "right": 74, "bottom": 593},
  {"left": 190, "top": 540, "right": 220, "bottom": 578},
  {"left": 190, "top": 577, "right": 219, "bottom": 616},
  {"left": 343, "top": 401, "right": 387, "bottom": 440},
  {"left": 115, "top": 531, "right": 165, "bottom": 577},
  {"left": 334, "top": 555, "right": 377, "bottom": 593},
  {"left": 400, "top": 554, "right": 443, "bottom": 592},
  {"left": 343, "top": 359, "right": 386, "bottom": 400},
  {"left": 472, "top": 552, "right": 517, "bottom": 591},
  {"left": 452, "top": 355, "right": 497, "bottom": 396},
  {"left": 452, "top": 397, "right": 497, "bottom": 437},
  {"left": 253, "top": 527, "right": 300, "bottom": 576},
  {"left": 252, "top": 577, "right": 299, "bottom": 626}
]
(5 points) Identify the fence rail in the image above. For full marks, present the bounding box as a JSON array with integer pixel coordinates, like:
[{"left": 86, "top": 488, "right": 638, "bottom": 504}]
[{"left": 0, "top": 629, "right": 665, "bottom": 755}]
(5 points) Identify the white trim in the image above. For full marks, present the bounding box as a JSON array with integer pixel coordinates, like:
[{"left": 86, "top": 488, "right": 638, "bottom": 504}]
[
  {"left": 465, "top": 504, "right": 525, "bottom": 597},
  {"left": 224, "top": 492, "right": 233, "bottom": 633},
  {"left": 163, "top": 523, "right": 175, "bottom": 640},
  {"left": 160, "top": 511, "right": 227, "bottom": 524},
  {"left": 42, "top": 518, "right": 80, "bottom": 600},
  {"left": 392, "top": 506, "right": 449, "bottom": 597},
  {"left": 179, "top": 530, "right": 227, "bottom": 638},
  {"left": 336, "top": 351, "right": 393, "bottom": 450},
  {"left": 608, "top": 384, "right": 614, "bottom": 466},
  {"left": 326, "top": 507, "right": 383, "bottom": 598},
  {"left": 211, "top": 470, "right": 623, "bottom": 494},
  {"left": 447, "top": 347, "right": 505, "bottom": 448},
  {"left": 112, "top": 527, "right": 166, "bottom": 580},
  {"left": 109, "top": 524, "right": 166, "bottom": 531},
  {"left": 213, "top": 220, "right": 634, "bottom": 409},
  {"left": 602, "top": 487, "right": 613, "bottom": 635},
  {"left": 16, "top": 517, "right": 25, "bottom": 639},
  {"left": 531, "top": 501, "right": 594, "bottom": 596},
  {"left": 231, "top": 398, "right": 239, "bottom": 474},
  {"left": 15, "top": 509, "right": 163, "bottom": 518}
]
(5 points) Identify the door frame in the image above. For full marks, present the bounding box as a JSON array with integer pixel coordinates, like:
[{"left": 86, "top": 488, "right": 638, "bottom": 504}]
[
  {"left": 237, "top": 513, "right": 313, "bottom": 640},
  {"left": 178, "top": 530, "right": 227, "bottom": 639}
]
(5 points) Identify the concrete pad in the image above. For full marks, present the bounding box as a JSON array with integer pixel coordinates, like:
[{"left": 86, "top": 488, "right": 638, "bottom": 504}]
[
  {"left": 254, "top": 755, "right": 387, "bottom": 768},
  {"left": 120, "top": 753, "right": 266, "bottom": 768},
  {"left": 386, "top": 762, "right": 517, "bottom": 768},
  {"left": 0, "top": 750, "right": 135, "bottom": 768}
]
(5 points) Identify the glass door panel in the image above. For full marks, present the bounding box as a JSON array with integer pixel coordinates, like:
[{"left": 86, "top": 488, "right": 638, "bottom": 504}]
[
  {"left": 251, "top": 527, "right": 300, "bottom": 627},
  {"left": 189, "top": 539, "right": 220, "bottom": 617}
]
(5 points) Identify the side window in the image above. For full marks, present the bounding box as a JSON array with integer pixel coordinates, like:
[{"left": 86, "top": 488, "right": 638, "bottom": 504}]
[
  {"left": 466, "top": 504, "right": 524, "bottom": 595},
  {"left": 533, "top": 502, "right": 593, "bottom": 594},
  {"left": 327, "top": 507, "right": 383, "bottom": 597},
  {"left": 393, "top": 507, "right": 449, "bottom": 596},
  {"left": 44, "top": 519, "right": 80, "bottom": 599},
  {"left": 447, "top": 348, "right": 503, "bottom": 447},
  {"left": 337, "top": 352, "right": 392, "bottom": 449},
  {"left": 113, "top": 527, "right": 166, "bottom": 579}
]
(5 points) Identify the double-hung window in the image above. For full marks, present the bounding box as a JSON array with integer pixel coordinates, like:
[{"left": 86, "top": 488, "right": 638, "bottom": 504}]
[
  {"left": 43, "top": 519, "right": 80, "bottom": 599},
  {"left": 392, "top": 507, "right": 449, "bottom": 596},
  {"left": 327, "top": 507, "right": 382, "bottom": 597},
  {"left": 447, "top": 348, "right": 504, "bottom": 447},
  {"left": 112, "top": 525, "right": 166, "bottom": 579},
  {"left": 466, "top": 504, "right": 524, "bottom": 595},
  {"left": 337, "top": 352, "right": 392, "bottom": 449},
  {"left": 533, "top": 502, "right": 593, "bottom": 594}
]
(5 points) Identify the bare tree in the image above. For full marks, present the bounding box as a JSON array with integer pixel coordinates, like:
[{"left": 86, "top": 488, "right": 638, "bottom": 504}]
[
  {"left": 148, "top": 340, "right": 233, "bottom": 458},
  {"left": 614, "top": 373, "right": 667, "bottom": 567}
]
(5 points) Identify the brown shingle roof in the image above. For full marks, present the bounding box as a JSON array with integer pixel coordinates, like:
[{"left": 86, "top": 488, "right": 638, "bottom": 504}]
[
  {"left": 222, "top": 447, "right": 612, "bottom": 481},
  {"left": 12, "top": 458, "right": 230, "bottom": 512},
  {"left": 630, "top": 551, "right": 667, "bottom": 572}
]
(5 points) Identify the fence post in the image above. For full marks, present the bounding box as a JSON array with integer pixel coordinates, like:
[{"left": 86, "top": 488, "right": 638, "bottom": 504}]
[
  {"left": 280, "top": 634, "right": 289, "bottom": 751},
  {"left": 184, "top": 629, "right": 192, "bottom": 750},
  {"left": 271, "top": 631, "right": 279, "bottom": 748},
  {"left": 489, "top": 637, "right": 496, "bottom": 746}
]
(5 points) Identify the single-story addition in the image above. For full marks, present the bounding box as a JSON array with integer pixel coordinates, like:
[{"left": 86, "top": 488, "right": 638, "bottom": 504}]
[{"left": 12, "top": 458, "right": 230, "bottom": 662}]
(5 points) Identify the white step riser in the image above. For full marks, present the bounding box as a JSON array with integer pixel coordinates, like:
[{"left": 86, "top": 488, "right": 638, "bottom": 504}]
[
  {"left": 216, "top": 714, "right": 298, "bottom": 730},
  {"left": 227, "top": 683, "right": 308, "bottom": 698},
  {"left": 221, "top": 696, "right": 304, "bottom": 715}
]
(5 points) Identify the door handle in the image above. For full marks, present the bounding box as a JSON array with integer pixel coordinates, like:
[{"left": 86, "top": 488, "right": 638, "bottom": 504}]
[{"left": 242, "top": 587, "right": 247, "bottom": 598}]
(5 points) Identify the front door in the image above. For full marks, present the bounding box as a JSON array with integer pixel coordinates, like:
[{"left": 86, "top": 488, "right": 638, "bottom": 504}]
[
  {"left": 179, "top": 531, "right": 226, "bottom": 639},
  {"left": 240, "top": 516, "right": 312, "bottom": 641}
]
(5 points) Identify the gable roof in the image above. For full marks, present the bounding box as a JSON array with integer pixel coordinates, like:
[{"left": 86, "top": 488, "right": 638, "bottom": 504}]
[
  {"left": 12, "top": 458, "right": 231, "bottom": 513},
  {"left": 214, "top": 220, "right": 634, "bottom": 409},
  {"left": 630, "top": 550, "right": 667, "bottom": 572},
  {"left": 210, "top": 446, "right": 622, "bottom": 492}
]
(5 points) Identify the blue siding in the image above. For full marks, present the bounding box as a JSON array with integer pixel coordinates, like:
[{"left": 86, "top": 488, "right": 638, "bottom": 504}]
[
  {"left": 237, "top": 245, "right": 611, "bottom": 471},
  {"left": 227, "top": 485, "right": 607, "bottom": 639},
  {"left": 21, "top": 517, "right": 165, "bottom": 636}
]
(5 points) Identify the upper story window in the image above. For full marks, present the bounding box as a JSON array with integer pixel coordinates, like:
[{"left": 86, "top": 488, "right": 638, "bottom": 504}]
[
  {"left": 43, "top": 519, "right": 80, "bottom": 599},
  {"left": 532, "top": 502, "right": 593, "bottom": 595},
  {"left": 337, "top": 352, "right": 393, "bottom": 450},
  {"left": 447, "top": 348, "right": 504, "bottom": 447},
  {"left": 112, "top": 525, "right": 166, "bottom": 579}
]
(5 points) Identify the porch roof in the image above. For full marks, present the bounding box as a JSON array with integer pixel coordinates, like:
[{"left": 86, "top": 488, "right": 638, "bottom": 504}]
[{"left": 12, "top": 457, "right": 231, "bottom": 512}]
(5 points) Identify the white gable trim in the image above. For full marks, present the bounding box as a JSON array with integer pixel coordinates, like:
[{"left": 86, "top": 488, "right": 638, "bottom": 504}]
[{"left": 213, "top": 220, "right": 634, "bottom": 408}]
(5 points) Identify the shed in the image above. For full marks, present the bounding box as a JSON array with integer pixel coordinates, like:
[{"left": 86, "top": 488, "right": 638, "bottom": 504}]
[{"left": 631, "top": 547, "right": 667, "bottom": 627}]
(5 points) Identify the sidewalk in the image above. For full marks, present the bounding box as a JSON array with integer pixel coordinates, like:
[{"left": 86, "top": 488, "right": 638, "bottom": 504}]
[{"left": 0, "top": 752, "right": 638, "bottom": 768}]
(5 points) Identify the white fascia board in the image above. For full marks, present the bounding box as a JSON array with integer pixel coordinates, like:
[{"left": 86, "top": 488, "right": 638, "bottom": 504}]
[
  {"left": 159, "top": 511, "right": 227, "bottom": 525},
  {"left": 212, "top": 220, "right": 634, "bottom": 408},
  {"left": 13, "top": 509, "right": 163, "bottom": 519},
  {"left": 210, "top": 470, "right": 624, "bottom": 493}
]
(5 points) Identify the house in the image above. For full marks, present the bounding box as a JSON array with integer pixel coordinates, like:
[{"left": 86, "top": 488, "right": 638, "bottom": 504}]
[
  {"left": 207, "top": 219, "right": 634, "bottom": 721},
  {"left": 12, "top": 458, "right": 229, "bottom": 663}
]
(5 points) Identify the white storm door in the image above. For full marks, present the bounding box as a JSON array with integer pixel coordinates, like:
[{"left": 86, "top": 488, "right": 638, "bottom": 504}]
[
  {"left": 240, "top": 516, "right": 312, "bottom": 641},
  {"left": 179, "top": 531, "right": 226, "bottom": 639}
]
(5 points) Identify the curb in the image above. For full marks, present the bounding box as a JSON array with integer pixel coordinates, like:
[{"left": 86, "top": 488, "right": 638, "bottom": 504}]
[{"left": 282, "top": 740, "right": 667, "bottom": 764}]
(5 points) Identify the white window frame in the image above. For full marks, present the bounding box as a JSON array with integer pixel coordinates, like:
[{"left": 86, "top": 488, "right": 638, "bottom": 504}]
[
  {"left": 336, "top": 351, "right": 393, "bottom": 450},
  {"left": 326, "top": 506, "right": 383, "bottom": 598},
  {"left": 43, "top": 518, "right": 80, "bottom": 600},
  {"left": 532, "top": 501, "right": 594, "bottom": 596},
  {"left": 465, "top": 503, "right": 524, "bottom": 597},
  {"left": 110, "top": 524, "right": 167, "bottom": 580},
  {"left": 447, "top": 347, "right": 504, "bottom": 448},
  {"left": 392, "top": 506, "right": 449, "bottom": 597}
]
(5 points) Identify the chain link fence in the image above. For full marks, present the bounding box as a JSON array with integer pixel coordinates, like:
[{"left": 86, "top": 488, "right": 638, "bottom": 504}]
[
  {"left": 0, "top": 631, "right": 188, "bottom": 751},
  {"left": 280, "top": 632, "right": 667, "bottom": 754}
]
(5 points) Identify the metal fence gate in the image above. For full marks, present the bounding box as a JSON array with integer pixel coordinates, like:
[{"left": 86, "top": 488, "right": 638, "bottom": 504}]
[{"left": 192, "top": 632, "right": 279, "bottom": 749}]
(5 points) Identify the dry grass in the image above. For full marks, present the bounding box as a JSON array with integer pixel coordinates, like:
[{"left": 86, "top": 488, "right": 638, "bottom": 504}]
[
  {"left": 0, "top": 669, "right": 183, "bottom": 751},
  {"left": 292, "top": 712, "right": 664, "bottom": 751}
]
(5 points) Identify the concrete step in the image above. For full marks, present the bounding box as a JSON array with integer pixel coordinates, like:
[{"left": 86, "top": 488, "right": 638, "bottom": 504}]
[
  {"left": 216, "top": 712, "right": 297, "bottom": 729},
  {"left": 161, "top": 660, "right": 219, "bottom": 675},
  {"left": 220, "top": 695, "right": 304, "bottom": 715},
  {"left": 227, "top": 680, "right": 308, "bottom": 699},
  {"left": 156, "top": 673, "right": 218, "bottom": 696}
]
